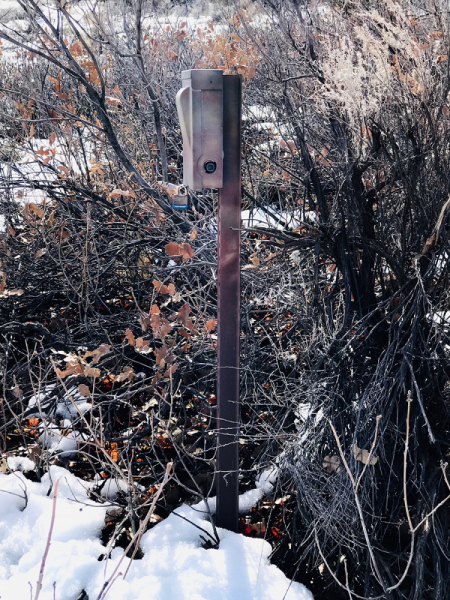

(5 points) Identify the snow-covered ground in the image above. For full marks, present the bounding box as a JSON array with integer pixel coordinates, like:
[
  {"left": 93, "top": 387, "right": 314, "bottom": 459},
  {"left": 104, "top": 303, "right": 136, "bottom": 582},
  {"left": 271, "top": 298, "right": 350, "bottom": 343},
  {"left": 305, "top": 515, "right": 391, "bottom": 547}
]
[{"left": 0, "top": 466, "right": 313, "bottom": 600}]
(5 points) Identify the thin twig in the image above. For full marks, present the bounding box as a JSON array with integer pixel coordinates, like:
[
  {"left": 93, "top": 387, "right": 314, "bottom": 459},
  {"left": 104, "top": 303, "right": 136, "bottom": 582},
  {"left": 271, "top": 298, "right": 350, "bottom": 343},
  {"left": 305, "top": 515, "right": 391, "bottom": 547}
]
[{"left": 34, "top": 478, "right": 60, "bottom": 600}]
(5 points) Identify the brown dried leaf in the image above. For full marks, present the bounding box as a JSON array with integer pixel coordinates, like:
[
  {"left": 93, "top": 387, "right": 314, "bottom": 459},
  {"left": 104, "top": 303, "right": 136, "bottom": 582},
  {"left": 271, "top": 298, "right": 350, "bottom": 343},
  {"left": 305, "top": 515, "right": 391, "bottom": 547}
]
[
  {"left": 165, "top": 242, "right": 194, "bottom": 263},
  {"left": 322, "top": 455, "right": 340, "bottom": 473},
  {"left": 78, "top": 384, "right": 91, "bottom": 397},
  {"left": 154, "top": 345, "right": 168, "bottom": 367},
  {"left": 35, "top": 248, "right": 47, "bottom": 259},
  {"left": 165, "top": 364, "right": 178, "bottom": 377},
  {"left": 150, "top": 303, "right": 160, "bottom": 315},
  {"left": 190, "top": 227, "right": 198, "bottom": 241},
  {"left": 58, "top": 165, "right": 70, "bottom": 176},
  {"left": 92, "top": 344, "right": 111, "bottom": 364},
  {"left": 12, "top": 385, "right": 23, "bottom": 400},
  {"left": 153, "top": 279, "right": 169, "bottom": 294},
  {"left": 205, "top": 319, "right": 217, "bottom": 332},
  {"left": 160, "top": 323, "right": 173, "bottom": 337},
  {"left": 165, "top": 242, "right": 182, "bottom": 257},
  {"left": 69, "top": 41, "right": 83, "bottom": 56},
  {"left": 180, "top": 243, "right": 194, "bottom": 262},
  {"left": 125, "top": 328, "right": 135, "bottom": 346},
  {"left": 56, "top": 366, "right": 75, "bottom": 379},
  {"left": 150, "top": 314, "right": 160, "bottom": 332},
  {"left": 186, "top": 319, "right": 198, "bottom": 334},
  {"left": 177, "top": 303, "right": 191, "bottom": 325},
  {"left": 353, "top": 444, "right": 378, "bottom": 466},
  {"left": 167, "top": 283, "right": 176, "bottom": 296},
  {"left": 116, "top": 366, "right": 135, "bottom": 382},
  {"left": 140, "top": 315, "right": 151, "bottom": 333},
  {"left": 84, "top": 366, "right": 100, "bottom": 378},
  {"left": 136, "top": 337, "right": 150, "bottom": 349}
]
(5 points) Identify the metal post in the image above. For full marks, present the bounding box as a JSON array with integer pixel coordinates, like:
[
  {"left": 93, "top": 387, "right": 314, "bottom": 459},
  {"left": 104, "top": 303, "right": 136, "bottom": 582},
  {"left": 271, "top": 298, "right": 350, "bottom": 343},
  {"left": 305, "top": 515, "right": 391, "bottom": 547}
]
[{"left": 216, "top": 74, "right": 242, "bottom": 532}]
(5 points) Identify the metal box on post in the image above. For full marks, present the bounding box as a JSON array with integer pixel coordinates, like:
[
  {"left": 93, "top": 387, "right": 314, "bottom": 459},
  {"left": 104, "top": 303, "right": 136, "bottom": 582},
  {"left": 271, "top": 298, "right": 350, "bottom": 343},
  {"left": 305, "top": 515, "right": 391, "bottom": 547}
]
[
  {"left": 175, "top": 69, "right": 224, "bottom": 191},
  {"left": 176, "top": 69, "right": 242, "bottom": 533}
]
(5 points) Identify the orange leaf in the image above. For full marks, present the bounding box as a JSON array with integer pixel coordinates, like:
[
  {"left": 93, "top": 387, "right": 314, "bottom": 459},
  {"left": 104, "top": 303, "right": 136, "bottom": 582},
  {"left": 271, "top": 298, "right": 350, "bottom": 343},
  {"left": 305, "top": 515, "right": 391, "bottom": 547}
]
[
  {"left": 205, "top": 319, "right": 217, "bottom": 332},
  {"left": 150, "top": 303, "right": 160, "bottom": 315},
  {"left": 165, "top": 241, "right": 182, "bottom": 257},
  {"left": 69, "top": 41, "right": 83, "bottom": 56},
  {"left": 180, "top": 243, "right": 194, "bottom": 262},
  {"left": 153, "top": 279, "right": 169, "bottom": 294}
]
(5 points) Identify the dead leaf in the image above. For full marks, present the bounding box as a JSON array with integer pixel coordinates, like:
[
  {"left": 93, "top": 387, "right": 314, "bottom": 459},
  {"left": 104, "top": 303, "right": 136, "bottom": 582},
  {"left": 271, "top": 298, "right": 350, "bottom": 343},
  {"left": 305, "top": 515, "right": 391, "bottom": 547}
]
[
  {"left": 58, "top": 165, "right": 70, "bottom": 176},
  {"left": 35, "top": 248, "right": 47, "bottom": 259},
  {"left": 165, "top": 241, "right": 181, "bottom": 257},
  {"left": 185, "top": 319, "right": 198, "bottom": 334},
  {"left": 56, "top": 366, "right": 75, "bottom": 379},
  {"left": 116, "top": 366, "right": 135, "bottom": 382},
  {"left": 165, "top": 242, "right": 194, "bottom": 263},
  {"left": 167, "top": 283, "right": 176, "bottom": 296},
  {"left": 154, "top": 345, "right": 168, "bottom": 367},
  {"left": 190, "top": 227, "right": 198, "bottom": 240},
  {"left": 78, "top": 384, "right": 91, "bottom": 397},
  {"left": 165, "top": 364, "right": 178, "bottom": 377},
  {"left": 69, "top": 41, "right": 83, "bottom": 56},
  {"left": 205, "top": 319, "right": 217, "bottom": 332},
  {"left": 125, "top": 328, "right": 135, "bottom": 346},
  {"left": 136, "top": 337, "right": 150, "bottom": 349},
  {"left": 160, "top": 323, "right": 172, "bottom": 337},
  {"left": 153, "top": 279, "right": 169, "bottom": 294},
  {"left": 150, "top": 304, "right": 160, "bottom": 315},
  {"left": 323, "top": 455, "right": 340, "bottom": 473},
  {"left": 140, "top": 315, "right": 151, "bottom": 333},
  {"left": 12, "top": 385, "right": 23, "bottom": 400},
  {"left": 91, "top": 344, "right": 111, "bottom": 364},
  {"left": 177, "top": 303, "right": 191, "bottom": 325},
  {"left": 353, "top": 444, "right": 378, "bottom": 466},
  {"left": 84, "top": 366, "right": 100, "bottom": 378}
]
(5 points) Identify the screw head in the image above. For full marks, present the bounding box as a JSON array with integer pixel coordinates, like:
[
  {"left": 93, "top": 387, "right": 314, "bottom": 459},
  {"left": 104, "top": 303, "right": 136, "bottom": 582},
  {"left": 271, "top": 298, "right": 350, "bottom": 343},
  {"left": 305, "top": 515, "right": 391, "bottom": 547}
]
[{"left": 204, "top": 160, "right": 217, "bottom": 174}]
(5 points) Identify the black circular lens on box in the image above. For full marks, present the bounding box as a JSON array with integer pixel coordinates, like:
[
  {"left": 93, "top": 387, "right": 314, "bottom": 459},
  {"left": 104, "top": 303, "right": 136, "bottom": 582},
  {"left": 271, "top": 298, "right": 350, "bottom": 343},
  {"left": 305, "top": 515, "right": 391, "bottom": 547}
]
[{"left": 204, "top": 161, "right": 217, "bottom": 174}]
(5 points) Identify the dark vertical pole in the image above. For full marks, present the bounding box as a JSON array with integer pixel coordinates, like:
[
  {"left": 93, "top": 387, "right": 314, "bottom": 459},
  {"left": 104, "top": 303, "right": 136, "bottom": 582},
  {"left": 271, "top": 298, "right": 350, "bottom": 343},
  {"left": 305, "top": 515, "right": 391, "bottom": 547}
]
[{"left": 216, "top": 74, "right": 242, "bottom": 532}]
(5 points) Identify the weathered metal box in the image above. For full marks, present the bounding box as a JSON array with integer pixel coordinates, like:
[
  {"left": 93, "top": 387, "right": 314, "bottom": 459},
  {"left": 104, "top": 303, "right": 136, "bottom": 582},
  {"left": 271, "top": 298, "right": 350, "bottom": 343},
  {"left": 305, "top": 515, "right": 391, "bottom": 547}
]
[{"left": 176, "top": 69, "right": 223, "bottom": 191}]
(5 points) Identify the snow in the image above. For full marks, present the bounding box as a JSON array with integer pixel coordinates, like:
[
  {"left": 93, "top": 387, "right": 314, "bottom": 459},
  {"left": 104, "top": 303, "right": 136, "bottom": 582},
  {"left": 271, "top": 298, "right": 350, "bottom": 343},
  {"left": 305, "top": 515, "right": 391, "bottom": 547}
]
[
  {"left": 0, "top": 466, "right": 314, "bottom": 600},
  {"left": 193, "top": 467, "right": 279, "bottom": 517},
  {"left": 6, "top": 456, "right": 36, "bottom": 472},
  {"left": 28, "top": 384, "right": 92, "bottom": 421},
  {"left": 93, "top": 474, "right": 145, "bottom": 501},
  {"left": 38, "top": 422, "right": 87, "bottom": 459}
]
